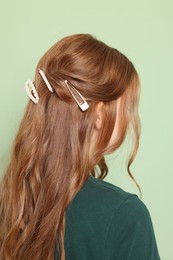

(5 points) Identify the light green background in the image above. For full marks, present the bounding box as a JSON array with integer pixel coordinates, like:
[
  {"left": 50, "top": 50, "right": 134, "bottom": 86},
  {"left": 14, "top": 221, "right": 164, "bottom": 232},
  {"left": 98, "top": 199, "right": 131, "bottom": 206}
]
[{"left": 0, "top": 0, "right": 172, "bottom": 259}]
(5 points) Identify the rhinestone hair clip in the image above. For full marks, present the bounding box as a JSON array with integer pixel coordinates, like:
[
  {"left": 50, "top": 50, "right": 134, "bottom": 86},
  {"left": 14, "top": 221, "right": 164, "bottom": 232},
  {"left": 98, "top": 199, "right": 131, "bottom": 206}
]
[
  {"left": 39, "top": 69, "right": 54, "bottom": 92},
  {"left": 24, "top": 80, "right": 40, "bottom": 104},
  {"left": 24, "top": 70, "right": 89, "bottom": 111}
]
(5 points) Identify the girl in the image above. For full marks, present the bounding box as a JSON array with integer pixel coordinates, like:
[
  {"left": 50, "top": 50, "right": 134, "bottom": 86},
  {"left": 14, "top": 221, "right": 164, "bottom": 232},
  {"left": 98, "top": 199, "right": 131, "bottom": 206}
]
[{"left": 0, "top": 34, "right": 160, "bottom": 259}]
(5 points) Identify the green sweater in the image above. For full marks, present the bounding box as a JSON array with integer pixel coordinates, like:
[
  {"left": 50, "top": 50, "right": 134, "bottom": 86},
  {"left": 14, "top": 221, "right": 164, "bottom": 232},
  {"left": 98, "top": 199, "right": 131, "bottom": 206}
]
[{"left": 54, "top": 175, "right": 160, "bottom": 259}]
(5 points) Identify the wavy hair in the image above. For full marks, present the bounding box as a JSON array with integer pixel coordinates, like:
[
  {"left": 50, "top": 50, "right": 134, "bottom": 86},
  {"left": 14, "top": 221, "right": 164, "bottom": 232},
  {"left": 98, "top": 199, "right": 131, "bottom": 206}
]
[{"left": 0, "top": 34, "right": 141, "bottom": 259}]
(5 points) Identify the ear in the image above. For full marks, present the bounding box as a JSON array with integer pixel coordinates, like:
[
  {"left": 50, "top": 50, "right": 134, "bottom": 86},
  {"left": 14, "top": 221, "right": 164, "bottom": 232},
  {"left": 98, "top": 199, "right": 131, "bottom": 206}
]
[{"left": 95, "top": 102, "right": 104, "bottom": 130}]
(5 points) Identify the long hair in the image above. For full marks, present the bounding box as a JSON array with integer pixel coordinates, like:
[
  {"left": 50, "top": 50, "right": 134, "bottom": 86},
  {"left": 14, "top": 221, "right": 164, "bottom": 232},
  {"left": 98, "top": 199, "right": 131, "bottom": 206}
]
[{"left": 0, "top": 34, "right": 141, "bottom": 260}]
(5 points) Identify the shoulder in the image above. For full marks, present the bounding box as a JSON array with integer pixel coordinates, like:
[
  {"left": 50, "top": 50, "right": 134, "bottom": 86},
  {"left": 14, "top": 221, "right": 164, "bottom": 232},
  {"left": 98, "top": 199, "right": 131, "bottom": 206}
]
[
  {"left": 84, "top": 175, "right": 151, "bottom": 223},
  {"left": 66, "top": 175, "right": 160, "bottom": 259},
  {"left": 85, "top": 176, "right": 156, "bottom": 230},
  {"left": 87, "top": 177, "right": 161, "bottom": 260},
  {"left": 68, "top": 175, "right": 141, "bottom": 221}
]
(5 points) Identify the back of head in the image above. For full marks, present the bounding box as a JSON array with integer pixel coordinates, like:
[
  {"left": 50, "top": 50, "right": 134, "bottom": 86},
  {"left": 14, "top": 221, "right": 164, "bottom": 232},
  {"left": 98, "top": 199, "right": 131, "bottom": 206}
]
[{"left": 0, "top": 34, "right": 140, "bottom": 260}]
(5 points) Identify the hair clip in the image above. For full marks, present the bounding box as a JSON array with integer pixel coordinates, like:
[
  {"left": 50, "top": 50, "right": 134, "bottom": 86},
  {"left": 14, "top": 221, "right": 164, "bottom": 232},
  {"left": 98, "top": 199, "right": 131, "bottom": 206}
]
[
  {"left": 24, "top": 80, "right": 39, "bottom": 104},
  {"left": 64, "top": 80, "right": 89, "bottom": 111},
  {"left": 39, "top": 69, "right": 54, "bottom": 92},
  {"left": 24, "top": 70, "right": 89, "bottom": 111}
]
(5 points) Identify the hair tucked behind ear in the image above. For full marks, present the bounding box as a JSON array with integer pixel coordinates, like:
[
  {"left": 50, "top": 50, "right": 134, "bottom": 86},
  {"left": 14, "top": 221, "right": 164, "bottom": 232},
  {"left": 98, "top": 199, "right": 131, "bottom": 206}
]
[{"left": 0, "top": 33, "right": 141, "bottom": 260}]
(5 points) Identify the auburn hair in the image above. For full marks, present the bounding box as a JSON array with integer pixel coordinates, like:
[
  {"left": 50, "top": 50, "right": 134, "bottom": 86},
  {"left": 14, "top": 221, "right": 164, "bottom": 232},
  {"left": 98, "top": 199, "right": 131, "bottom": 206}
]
[{"left": 0, "top": 34, "right": 141, "bottom": 259}]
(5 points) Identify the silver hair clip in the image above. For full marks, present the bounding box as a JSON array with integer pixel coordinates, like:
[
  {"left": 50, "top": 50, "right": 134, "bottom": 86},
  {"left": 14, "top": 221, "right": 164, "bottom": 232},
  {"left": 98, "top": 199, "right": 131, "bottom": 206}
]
[
  {"left": 24, "top": 80, "right": 39, "bottom": 104},
  {"left": 39, "top": 69, "right": 54, "bottom": 92},
  {"left": 64, "top": 80, "right": 89, "bottom": 111}
]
